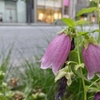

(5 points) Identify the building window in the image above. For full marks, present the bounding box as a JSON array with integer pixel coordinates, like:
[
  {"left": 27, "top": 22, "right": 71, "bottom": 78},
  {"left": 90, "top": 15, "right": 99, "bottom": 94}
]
[
  {"left": 37, "top": 8, "right": 61, "bottom": 23},
  {"left": 37, "top": 0, "right": 62, "bottom": 23}
]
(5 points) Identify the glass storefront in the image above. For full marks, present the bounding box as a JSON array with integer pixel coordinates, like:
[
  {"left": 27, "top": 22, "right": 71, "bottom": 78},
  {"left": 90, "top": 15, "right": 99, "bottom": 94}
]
[
  {"left": 37, "top": 0, "right": 62, "bottom": 23},
  {"left": 37, "top": 8, "right": 62, "bottom": 23}
]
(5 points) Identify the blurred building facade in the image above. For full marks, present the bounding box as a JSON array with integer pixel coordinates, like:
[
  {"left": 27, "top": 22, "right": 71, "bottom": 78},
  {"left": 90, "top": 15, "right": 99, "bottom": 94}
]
[
  {"left": 0, "top": 0, "right": 90, "bottom": 24},
  {"left": 0, "top": 0, "right": 26, "bottom": 23},
  {"left": 36, "top": 0, "right": 90, "bottom": 23},
  {"left": 31, "top": 0, "right": 76, "bottom": 23},
  {"left": 37, "top": 0, "right": 63, "bottom": 23}
]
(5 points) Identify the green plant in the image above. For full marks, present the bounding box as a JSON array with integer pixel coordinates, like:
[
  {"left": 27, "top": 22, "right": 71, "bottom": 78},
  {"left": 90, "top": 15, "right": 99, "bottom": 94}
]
[
  {"left": 39, "top": 1, "right": 100, "bottom": 100},
  {"left": 0, "top": 70, "right": 14, "bottom": 100},
  {"left": 17, "top": 58, "right": 57, "bottom": 100}
]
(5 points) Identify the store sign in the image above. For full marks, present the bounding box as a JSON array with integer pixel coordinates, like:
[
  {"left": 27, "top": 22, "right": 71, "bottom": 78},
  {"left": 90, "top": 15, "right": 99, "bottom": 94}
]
[{"left": 64, "top": 0, "right": 69, "bottom": 6}]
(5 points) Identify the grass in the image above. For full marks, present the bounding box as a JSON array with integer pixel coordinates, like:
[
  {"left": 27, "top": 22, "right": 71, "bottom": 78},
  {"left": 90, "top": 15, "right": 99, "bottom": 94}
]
[{"left": 2, "top": 33, "right": 58, "bottom": 100}]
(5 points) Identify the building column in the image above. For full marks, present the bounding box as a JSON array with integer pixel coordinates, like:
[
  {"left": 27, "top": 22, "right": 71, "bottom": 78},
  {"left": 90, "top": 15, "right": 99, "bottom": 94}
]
[
  {"left": 68, "top": 0, "right": 77, "bottom": 19},
  {"left": 33, "top": 0, "right": 37, "bottom": 23},
  {"left": 26, "top": 0, "right": 37, "bottom": 23},
  {"left": 26, "top": 0, "right": 33, "bottom": 23}
]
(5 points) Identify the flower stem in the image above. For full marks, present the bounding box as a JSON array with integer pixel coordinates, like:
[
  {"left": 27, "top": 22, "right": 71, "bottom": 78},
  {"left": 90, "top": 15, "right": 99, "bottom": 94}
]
[
  {"left": 80, "top": 68, "right": 87, "bottom": 100},
  {"left": 88, "top": 78, "right": 100, "bottom": 89},
  {"left": 97, "top": 0, "right": 100, "bottom": 43},
  {"left": 76, "top": 37, "right": 87, "bottom": 100}
]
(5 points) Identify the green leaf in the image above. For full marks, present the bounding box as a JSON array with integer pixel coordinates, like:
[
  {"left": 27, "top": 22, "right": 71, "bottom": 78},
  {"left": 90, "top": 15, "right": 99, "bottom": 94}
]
[
  {"left": 75, "top": 63, "right": 84, "bottom": 71},
  {"left": 61, "top": 18, "right": 76, "bottom": 28},
  {"left": 68, "top": 50, "right": 78, "bottom": 62},
  {"left": 76, "top": 7, "right": 97, "bottom": 16},
  {"left": 92, "top": 29, "right": 100, "bottom": 33},
  {"left": 76, "top": 20, "right": 90, "bottom": 26},
  {"left": 77, "top": 31, "right": 89, "bottom": 36},
  {"left": 0, "top": 71, "right": 5, "bottom": 81},
  {"left": 88, "top": 87, "right": 100, "bottom": 92}
]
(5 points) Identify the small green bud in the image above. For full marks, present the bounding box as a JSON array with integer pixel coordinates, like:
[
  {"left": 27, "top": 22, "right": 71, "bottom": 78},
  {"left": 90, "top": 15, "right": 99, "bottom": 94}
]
[
  {"left": 32, "top": 93, "right": 38, "bottom": 99},
  {"left": 38, "top": 93, "right": 46, "bottom": 98},
  {"left": 0, "top": 93, "right": 3, "bottom": 96},
  {"left": 2, "top": 82, "right": 7, "bottom": 87}
]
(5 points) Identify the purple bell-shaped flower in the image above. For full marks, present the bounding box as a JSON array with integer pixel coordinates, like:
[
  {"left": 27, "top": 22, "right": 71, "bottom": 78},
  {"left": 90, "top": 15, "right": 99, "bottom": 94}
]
[
  {"left": 82, "top": 36, "right": 100, "bottom": 79},
  {"left": 94, "top": 92, "right": 100, "bottom": 100},
  {"left": 40, "top": 33, "right": 71, "bottom": 75}
]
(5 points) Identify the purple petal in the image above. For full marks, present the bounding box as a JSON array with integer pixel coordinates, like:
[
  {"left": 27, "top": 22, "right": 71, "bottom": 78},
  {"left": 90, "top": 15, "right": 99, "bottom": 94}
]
[
  {"left": 94, "top": 92, "right": 100, "bottom": 100},
  {"left": 82, "top": 43, "right": 100, "bottom": 79},
  {"left": 40, "top": 33, "right": 71, "bottom": 75}
]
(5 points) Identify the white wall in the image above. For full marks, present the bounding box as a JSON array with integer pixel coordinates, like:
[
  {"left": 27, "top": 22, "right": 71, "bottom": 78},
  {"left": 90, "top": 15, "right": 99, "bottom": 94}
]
[
  {"left": 16, "top": 0, "right": 26, "bottom": 23},
  {"left": 0, "top": 1, "right": 5, "bottom": 22}
]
